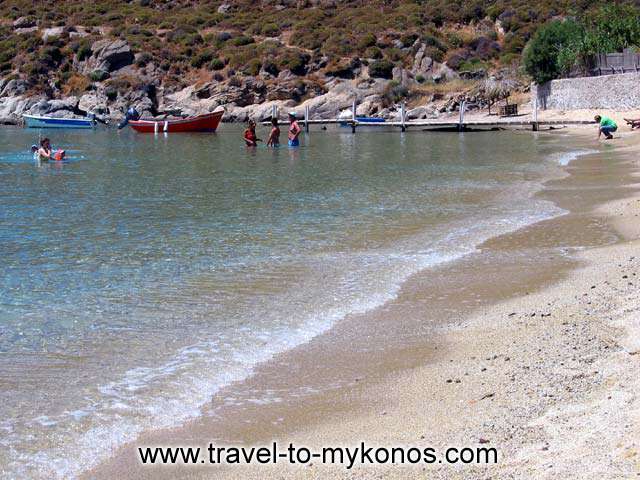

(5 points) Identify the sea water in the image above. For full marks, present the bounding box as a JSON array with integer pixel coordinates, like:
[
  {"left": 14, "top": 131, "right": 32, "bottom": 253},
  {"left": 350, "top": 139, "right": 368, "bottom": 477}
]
[{"left": 0, "top": 125, "right": 590, "bottom": 478}]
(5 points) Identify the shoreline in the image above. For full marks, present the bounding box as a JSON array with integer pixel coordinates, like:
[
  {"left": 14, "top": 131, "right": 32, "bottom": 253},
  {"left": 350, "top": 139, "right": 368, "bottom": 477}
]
[{"left": 83, "top": 127, "right": 640, "bottom": 479}]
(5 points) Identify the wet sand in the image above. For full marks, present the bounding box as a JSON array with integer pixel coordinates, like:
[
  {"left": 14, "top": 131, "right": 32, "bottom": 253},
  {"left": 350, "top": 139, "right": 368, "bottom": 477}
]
[{"left": 85, "top": 127, "right": 640, "bottom": 479}]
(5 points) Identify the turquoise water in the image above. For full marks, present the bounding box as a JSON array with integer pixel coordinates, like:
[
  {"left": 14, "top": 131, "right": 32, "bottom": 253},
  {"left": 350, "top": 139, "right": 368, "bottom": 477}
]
[{"left": 0, "top": 125, "right": 585, "bottom": 478}]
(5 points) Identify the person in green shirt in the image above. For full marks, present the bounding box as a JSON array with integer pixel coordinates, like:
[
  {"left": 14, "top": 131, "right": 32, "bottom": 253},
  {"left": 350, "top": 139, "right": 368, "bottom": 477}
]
[{"left": 594, "top": 115, "right": 617, "bottom": 140}]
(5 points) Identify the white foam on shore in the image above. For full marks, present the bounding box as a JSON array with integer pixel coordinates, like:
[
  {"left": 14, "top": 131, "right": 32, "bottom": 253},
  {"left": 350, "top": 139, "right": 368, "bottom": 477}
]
[{"left": 553, "top": 149, "right": 599, "bottom": 166}]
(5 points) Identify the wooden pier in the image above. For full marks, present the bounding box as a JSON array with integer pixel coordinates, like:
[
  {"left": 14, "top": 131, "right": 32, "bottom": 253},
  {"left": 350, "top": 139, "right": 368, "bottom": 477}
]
[{"left": 263, "top": 99, "right": 595, "bottom": 132}]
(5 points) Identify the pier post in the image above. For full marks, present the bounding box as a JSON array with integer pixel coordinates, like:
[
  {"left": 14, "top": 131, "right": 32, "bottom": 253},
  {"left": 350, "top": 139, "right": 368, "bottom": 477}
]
[
  {"left": 401, "top": 102, "right": 406, "bottom": 132},
  {"left": 352, "top": 98, "right": 357, "bottom": 134},
  {"left": 532, "top": 97, "right": 539, "bottom": 131},
  {"left": 304, "top": 104, "right": 309, "bottom": 133},
  {"left": 458, "top": 101, "right": 466, "bottom": 132}
]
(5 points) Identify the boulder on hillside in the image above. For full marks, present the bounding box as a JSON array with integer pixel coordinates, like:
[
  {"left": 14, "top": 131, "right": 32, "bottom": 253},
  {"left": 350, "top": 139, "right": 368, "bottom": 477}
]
[
  {"left": 42, "top": 27, "right": 64, "bottom": 41},
  {"left": 13, "top": 16, "right": 37, "bottom": 29},
  {"left": 0, "top": 79, "right": 28, "bottom": 98},
  {"left": 432, "top": 63, "right": 458, "bottom": 83},
  {"left": 392, "top": 66, "right": 413, "bottom": 85},
  {"left": 471, "top": 37, "right": 501, "bottom": 60},
  {"left": 412, "top": 42, "right": 459, "bottom": 83},
  {"left": 79, "top": 92, "right": 109, "bottom": 116},
  {"left": 0, "top": 95, "right": 41, "bottom": 122},
  {"left": 84, "top": 40, "right": 134, "bottom": 73},
  {"left": 325, "top": 58, "right": 361, "bottom": 79},
  {"left": 47, "top": 97, "right": 79, "bottom": 113}
]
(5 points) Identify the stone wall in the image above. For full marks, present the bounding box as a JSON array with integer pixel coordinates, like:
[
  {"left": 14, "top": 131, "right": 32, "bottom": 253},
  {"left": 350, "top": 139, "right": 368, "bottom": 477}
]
[{"left": 532, "top": 72, "right": 640, "bottom": 110}]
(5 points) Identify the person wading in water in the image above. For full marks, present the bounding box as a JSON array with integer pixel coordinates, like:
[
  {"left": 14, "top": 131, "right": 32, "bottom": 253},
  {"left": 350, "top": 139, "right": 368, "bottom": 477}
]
[
  {"left": 287, "top": 112, "right": 301, "bottom": 147},
  {"left": 243, "top": 119, "right": 261, "bottom": 147},
  {"left": 266, "top": 117, "right": 280, "bottom": 147}
]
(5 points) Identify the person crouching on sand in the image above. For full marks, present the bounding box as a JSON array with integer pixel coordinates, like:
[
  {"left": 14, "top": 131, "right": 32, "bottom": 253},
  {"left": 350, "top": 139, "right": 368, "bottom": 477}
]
[
  {"left": 244, "top": 119, "right": 261, "bottom": 147},
  {"left": 595, "top": 114, "right": 617, "bottom": 140},
  {"left": 266, "top": 117, "right": 280, "bottom": 147}
]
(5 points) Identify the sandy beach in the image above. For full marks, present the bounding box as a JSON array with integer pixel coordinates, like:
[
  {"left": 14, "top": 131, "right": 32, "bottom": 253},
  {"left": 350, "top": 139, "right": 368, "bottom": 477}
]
[{"left": 76, "top": 120, "right": 640, "bottom": 479}]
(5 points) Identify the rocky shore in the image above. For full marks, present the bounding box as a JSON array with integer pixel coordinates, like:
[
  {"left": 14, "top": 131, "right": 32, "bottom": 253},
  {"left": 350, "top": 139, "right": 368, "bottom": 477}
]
[{"left": 0, "top": 32, "right": 522, "bottom": 126}]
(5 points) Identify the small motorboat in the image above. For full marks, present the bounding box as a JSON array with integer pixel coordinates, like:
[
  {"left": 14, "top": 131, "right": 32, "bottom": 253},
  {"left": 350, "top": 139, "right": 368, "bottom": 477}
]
[
  {"left": 128, "top": 107, "right": 224, "bottom": 133},
  {"left": 338, "top": 109, "right": 385, "bottom": 127},
  {"left": 23, "top": 114, "right": 96, "bottom": 129}
]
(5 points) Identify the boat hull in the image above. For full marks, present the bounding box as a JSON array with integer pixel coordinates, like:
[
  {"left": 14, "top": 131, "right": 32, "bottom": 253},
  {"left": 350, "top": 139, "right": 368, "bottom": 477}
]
[
  {"left": 340, "top": 117, "right": 386, "bottom": 127},
  {"left": 23, "top": 115, "right": 95, "bottom": 129},
  {"left": 128, "top": 110, "right": 224, "bottom": 133}
]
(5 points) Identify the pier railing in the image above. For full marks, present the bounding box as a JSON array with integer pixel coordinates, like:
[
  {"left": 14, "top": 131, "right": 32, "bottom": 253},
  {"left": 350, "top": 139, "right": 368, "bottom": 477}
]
[{"left": 262, "top": 98, "right": 594, "bottom": 132}]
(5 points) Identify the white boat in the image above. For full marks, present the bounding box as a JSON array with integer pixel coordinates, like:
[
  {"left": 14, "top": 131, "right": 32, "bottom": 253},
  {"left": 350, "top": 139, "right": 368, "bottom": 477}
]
[{"left": 23, "top": 114, "right": 95, "bottom": 129}]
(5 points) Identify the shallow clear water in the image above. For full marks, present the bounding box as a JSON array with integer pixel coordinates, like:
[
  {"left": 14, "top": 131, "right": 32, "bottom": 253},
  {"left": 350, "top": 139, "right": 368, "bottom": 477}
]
[{"left": 0, "top": 125, "right": 585, "bottom": 478}]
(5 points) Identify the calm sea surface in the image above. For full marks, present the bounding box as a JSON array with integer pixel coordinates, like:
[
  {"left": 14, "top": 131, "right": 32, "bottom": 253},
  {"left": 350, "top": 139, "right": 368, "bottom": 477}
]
[{"left": 0, "top": 125, "right": 591, "bottom": 478}]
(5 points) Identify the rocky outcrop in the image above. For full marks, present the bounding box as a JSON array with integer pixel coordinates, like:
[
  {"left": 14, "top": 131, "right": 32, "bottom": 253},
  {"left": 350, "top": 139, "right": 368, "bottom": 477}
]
[
  {"left": 0, "top": 96, "right": 40, "bottom": 124},
  {"left": 411, "top": 42, "right": 459, "bottom": 83},
  {"left": 80, "top": 40, "right": 134, "bottom": 75},
  {"left": 0, "top": 79, "right": 28, "bottom": 98},
  {"left": 12, "top": 16, "right": 37, "bottom": 29},
  {"left": 42, "top": 27, "right": 64, "bottom": 41}
]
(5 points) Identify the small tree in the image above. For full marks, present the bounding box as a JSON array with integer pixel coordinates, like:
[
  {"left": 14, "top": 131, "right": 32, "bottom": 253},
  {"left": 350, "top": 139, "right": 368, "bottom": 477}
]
[
  {"left": 523, "top": 19, "right": 583, "bottom": 84},
  {"left": 582, "top": 5, "right": 640, "bottom": 54}
]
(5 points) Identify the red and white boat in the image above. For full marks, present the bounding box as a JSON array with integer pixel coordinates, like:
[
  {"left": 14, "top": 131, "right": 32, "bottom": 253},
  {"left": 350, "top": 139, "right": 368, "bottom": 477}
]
[{"left": 128, "top": 107, "right": 224, "bottom": 133}]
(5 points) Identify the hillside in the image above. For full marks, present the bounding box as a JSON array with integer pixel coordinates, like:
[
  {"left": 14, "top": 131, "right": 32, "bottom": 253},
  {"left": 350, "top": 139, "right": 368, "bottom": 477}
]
[{"left": 0, "top": 0, "right": 631, "bottom": 122}]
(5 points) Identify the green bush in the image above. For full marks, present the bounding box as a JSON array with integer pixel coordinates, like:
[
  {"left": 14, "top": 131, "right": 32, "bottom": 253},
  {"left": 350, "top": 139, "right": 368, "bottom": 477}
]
[
  {"left": 458, "top": 58, "right": 489, "bottom": 72},
  {"left": 278, "top": 50, "right": 309, "bottom": 75},
  {"left": 262, "top": 59, "right": 279, "bottom": 76},
  {"left": 105, "top": 87, "right": 118, "bottom": 101},
  {"left": 231, "top": 35, "right": 254, "bottom": 47},
  {"left": 209, "top": 58, "right": 225, "bottom": 70},
  {"left": 368, "top": 59, "right": 394, "bottom": 79},
  {"left": 244, "top": 58, "right": 262, "bottom": 76},
  {"left": 262, "top": 23, "right": 279, "bottom": 37},
  {"left": 382, "top": 80, "right": 408, "bottom": 105},
  {"left": 191, "top": 50, "right": 214, "bottom": 68},
  {"left": 400, "top": 33, "right": 418, "bottom": 48},
  {"left": 357, "top": 32, "right": 377, "bottom": 50},
  {"left": 365, "top": 46, "right": 383, "bottom": 59},
  {"left": 523, "top": 19, "right": 583, "bottom": 84},
  {"left": 89, "top": 69, "right": 109, "bottom": 81}
]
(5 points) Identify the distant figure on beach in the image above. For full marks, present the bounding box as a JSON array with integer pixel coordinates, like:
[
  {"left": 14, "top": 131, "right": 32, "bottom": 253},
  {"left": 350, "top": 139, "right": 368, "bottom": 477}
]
[
  {"left": 244, "top": 119, "right": 261, "bottom": 147},
  {"left": 595, "top": 115, "right": 617, "bottom": 140},
  {"left": 266, "top": 117, "right": 280, "bottom": 147},
  {"left": 287, "top": 112, "right": 301, "bottom": 147}
]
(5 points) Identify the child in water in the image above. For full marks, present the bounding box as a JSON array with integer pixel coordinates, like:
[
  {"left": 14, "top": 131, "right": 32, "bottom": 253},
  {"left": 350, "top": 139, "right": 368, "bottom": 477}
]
[
  {"left": 266, "top": 117, "right": 280, "bottom": 147},
  {"left": 37, "top": 138, "right": 53, "bottom": 161},
  {"left": 243, "top": 119, "right": 261, "bottom": 147},
  {"left": 36, "top": 138, "right": 65, "bottom": 161}
]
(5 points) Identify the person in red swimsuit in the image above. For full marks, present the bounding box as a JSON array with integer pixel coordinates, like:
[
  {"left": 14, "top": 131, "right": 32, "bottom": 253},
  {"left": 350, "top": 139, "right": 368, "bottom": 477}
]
[{"left": 243, "top": 119, "right": 261, "bottom": 147}]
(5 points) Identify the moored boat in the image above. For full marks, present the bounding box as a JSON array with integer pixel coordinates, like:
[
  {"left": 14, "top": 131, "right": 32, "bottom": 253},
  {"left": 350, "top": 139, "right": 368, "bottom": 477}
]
[
  {"left": 23, "top": 114, "right": 96, "bottom": 129},
  {"left": 337, "top": 108, "right": 385, "bottom": 127},
  {"left": 128, "top": 107, "right": 224, "bottom": 133}
]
